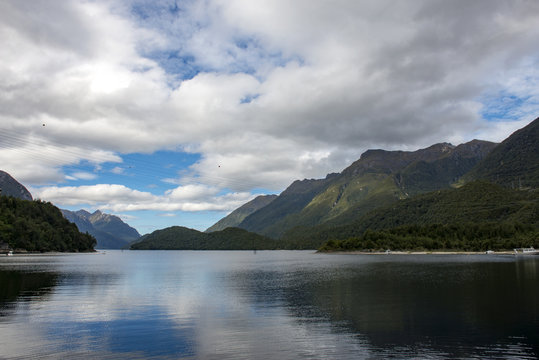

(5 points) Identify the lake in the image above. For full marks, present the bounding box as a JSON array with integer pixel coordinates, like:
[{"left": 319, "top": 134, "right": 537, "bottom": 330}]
[{"left": 0, "top": 250, "right": 538, "bottom": 359}]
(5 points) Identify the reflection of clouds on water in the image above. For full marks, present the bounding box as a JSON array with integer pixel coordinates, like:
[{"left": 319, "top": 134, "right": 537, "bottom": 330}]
[
  {"left": 1, "top": 252, "right": 368, "bottom": 359},
  {"left": 1, "top": 252, "right": 538, "bottom": 359},
  {"left": 157, "top": 256, "right": 371, "bottom": 359}
]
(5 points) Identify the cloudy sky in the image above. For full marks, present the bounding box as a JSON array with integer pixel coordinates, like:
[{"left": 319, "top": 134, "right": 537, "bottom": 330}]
[{"left": 1, "top": 0, "right": 538, "bottom": 234}]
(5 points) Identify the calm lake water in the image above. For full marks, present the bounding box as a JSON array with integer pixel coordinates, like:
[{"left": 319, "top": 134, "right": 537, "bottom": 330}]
[{"left": 0, "top": 250, "right": 538, "bottom": 359}]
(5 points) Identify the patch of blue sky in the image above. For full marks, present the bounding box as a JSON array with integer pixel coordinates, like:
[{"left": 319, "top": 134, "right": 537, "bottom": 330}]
[
  {"left": 230, "top": 37, "right": 305, "bottom": 79},
  {"left": 215, "top": 187, "right": 278, "bottom": 198},
  {"left": 127, "top": 1, "right": 205, "bottom": 80},
  {"left": 128, "top": 1, "right": 305, "bottom": 81},
  {"left": 145, "top": 50, "right": 202, "bottom": 81},
  {"left": 233, "top": 36, "right": 302, "bottom": 67},
  {"left": 130, "top": 209, "right": 225, "bottom": 234},
  {"left": 129, "top": 0, "right": 189, "bottom": 21},
  {"left": 240, "top": 93, "right": 260, "bottom": 104},
  {"left": 251, "top": 187, "right": 280, "bottom": 196},
  {"left": 480, "top": 91, "right": 532, "bottom": 122},
  {"left": 62, "top": 150, "right": 201, "bottom": 195},
  {"left": 144, "top": 42, "right": 280, "bottom": 81}
]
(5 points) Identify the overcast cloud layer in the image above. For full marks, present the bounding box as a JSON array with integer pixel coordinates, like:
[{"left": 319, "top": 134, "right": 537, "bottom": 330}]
[{"left": 1, "top": 0, "right": 539, "bottom": 230}]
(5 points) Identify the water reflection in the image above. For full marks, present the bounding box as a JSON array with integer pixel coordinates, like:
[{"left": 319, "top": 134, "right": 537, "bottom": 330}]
[
  {"left": 227, "top": 254, "right": 539, "bottom": 359},
  {"left": 301, "top": 258, "right": 538, "bottom": 358},
  {"left": 0, "top": 270, "right": 58, "bottom": 316},
  {"left": 0, "top": 252, "right": 537, "bottom": 359},
  {"left": 515, "top": 256, "right": 539, "bottom": 280}
]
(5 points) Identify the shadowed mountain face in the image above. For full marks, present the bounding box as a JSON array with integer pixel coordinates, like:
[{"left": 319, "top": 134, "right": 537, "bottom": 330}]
[
  {"left": 297, "top": 180, "right": 539, "bottom": 250},
  {"left": 229, "top": 140, "right": 497, "bottom": 239},
  {"left": 0, "top": 171, "right": 32, "bottom": 201},
  {"left": 393, "top": 139, "right": 497, "bottom": 196},
  {"left": 205, "top": 194, "right": 278, "bottom": 233},
  {"left": 237, "top": 175, "right": 339, "bottom": 238},
  {"left": 283, "top": 119, "right": 539, "bottom": 249},
  {"left": 463, "top": 117, "right": 539, "bottom": 189},
  {"left": 61, "top": 209, "right": 140, "bottom": 249}
]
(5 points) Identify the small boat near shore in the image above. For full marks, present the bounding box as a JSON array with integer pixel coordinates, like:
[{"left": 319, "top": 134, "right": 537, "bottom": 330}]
[{"left": 513, "top": 247, "right": 539, "bottom": 255}]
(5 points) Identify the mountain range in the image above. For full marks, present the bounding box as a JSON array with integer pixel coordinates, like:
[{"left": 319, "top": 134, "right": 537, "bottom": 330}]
[
  {"left": 197, "top": 117, "right": 538, "bottom": 250},
  {"left": 2, "top": 116, "right": 537, "bottom": 252},
  {"left": 61, "top": 209, "right": 140, "bottom": 249},
  {"left": 208, "top": 139, "right": 498, "bottom": 239}
]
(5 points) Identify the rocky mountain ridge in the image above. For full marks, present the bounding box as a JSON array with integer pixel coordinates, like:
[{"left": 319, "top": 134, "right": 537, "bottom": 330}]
[
  {"left": 0, "top": 171, "right": 33, "bottom": 201},
  {"left": 219, "top": 138, "right": 498, "bottom": 239},
  {"left": 61, "top": 209, "right": 140, "bottom": 249}
]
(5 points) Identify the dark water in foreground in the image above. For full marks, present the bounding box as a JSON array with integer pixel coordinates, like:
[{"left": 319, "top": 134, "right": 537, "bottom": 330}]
[{"left": 0, "top": 251, "right": 537, "bottom": 359}]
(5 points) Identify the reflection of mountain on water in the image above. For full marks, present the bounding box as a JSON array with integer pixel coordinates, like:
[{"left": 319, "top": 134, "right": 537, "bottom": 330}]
[
  {"left": 303, "top": 261, "right": 539, "bottom": 358},
  {"left": 231, "top": 258, "right": 539, "bottom": 359},
  {"left": 0, "top": 270, "right": 58, "bottom": 315},
  {"left": 515, "top": 256, "right": 538, "bottom": 280}
]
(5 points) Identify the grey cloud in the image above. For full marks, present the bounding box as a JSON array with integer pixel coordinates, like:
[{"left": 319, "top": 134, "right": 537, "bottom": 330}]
[
  {"left": 0, "top": 1, "right": 95, "bottom": 56},
  {"left": 1, "top": 0, "right": 538, "bottom": 196}
]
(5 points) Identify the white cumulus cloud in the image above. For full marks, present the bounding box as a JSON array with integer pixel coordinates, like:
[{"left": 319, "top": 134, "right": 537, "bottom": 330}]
[{"left": 2, "top": 0, "right": 539, "bottom": 217}]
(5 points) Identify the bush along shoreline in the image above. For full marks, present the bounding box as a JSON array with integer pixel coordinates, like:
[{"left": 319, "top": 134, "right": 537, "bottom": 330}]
[{"left": 318, "top": 222, "right": 538, "bottom": 253}]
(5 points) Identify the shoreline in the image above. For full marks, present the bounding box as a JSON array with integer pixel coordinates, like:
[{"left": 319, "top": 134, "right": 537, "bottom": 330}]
[
  {"left": 323, "top": 250, "right": 516, "bottom": 255},
  {"left": 1, "top": 250, "right": 98, "bottom": 256}
]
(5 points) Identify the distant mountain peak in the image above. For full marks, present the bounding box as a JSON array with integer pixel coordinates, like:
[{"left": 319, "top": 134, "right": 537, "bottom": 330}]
[
  {"left": 62, "top": 209, "right": 140, "bottom": 249},
  {"left": 343, "top": 142, "right": 467, "bottom": 177},
  {"left": 75, "top": 209, "right": 92, "bottom": 218}
]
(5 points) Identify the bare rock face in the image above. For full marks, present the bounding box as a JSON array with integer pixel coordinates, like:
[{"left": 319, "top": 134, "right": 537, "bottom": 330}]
[
  {"left": 61, "top": 209, "right": 140, "bottom": 249},
  {"left": 0, "top": 170, "right": 33, "bottom": 200}
]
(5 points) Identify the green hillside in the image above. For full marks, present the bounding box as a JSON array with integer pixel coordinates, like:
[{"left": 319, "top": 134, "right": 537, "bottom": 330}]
[
  {"left": 309, "top": 181, "right": 538, "bottom": 251},
  {"left": 131, "top": 226, "right": 280, "bottom": 250},
  {"left": 397, "top": 140, "right": 496, "bottom": 195},
  {"left": 303, "top": 140, "right": 497, "bottom": 228},
  {"left": 368, "top": 182, "right": 537, "bottom": 227},
  {"left": 0, "top": 196, "right": 96, "bottom": 252},
  {"left": 238, "top": 176, "right": 337, "bottom": 238}
]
